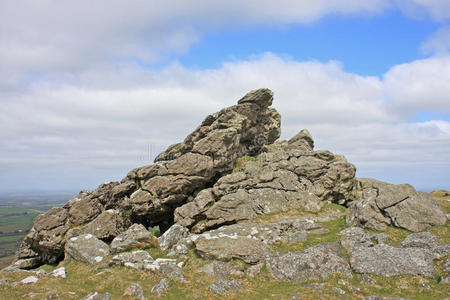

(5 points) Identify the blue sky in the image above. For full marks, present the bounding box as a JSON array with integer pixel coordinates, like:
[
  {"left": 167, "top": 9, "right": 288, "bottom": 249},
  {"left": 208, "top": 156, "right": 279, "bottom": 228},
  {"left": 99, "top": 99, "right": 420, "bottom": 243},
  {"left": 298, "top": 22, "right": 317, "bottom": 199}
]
[
  {"left": 180, "top": 10, "right": 440, "bottom": 76},
  {"left": 0, "top": 1, "right": 449, "bottom": 193}
]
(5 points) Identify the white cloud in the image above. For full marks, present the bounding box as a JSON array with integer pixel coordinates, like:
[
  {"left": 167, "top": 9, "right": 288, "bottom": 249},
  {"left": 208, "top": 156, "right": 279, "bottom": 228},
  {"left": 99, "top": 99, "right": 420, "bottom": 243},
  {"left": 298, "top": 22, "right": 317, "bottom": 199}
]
[
  {"left": 395, "top": 0, "right": 450, "bottom": 21},
  {"left": 422, "top": 25, "right": 450, "bottom": 54},
  {"left": 383, "top": 55, "right": 450, "bottom": 113},
  {"left": 0, "top": 0, "right": 389, "bottom": 88},
  {"left": 0, "top": 54, "right": 449, "bottom": 191}
]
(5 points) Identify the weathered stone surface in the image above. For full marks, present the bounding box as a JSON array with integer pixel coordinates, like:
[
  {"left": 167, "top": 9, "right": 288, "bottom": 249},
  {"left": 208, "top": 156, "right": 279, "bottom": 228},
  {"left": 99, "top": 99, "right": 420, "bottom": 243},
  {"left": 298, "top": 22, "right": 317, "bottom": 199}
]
[
  {"left": 158, "top": 224, "right": 189, "bottom": 251},
  {"left": 76, "top": 209, "right": 130, "bottom": 242},
  {"left": 266, "top": 242, "right": 352, "bottom": 282},
  {"left": 9, "top": 257, "right": 41, "bottom": 270},
  {"left": 193, "top": 215, "right": 326, "bottom": 247},
  {"left": 167, "top": 234, "right": 199, "bottom": 256},
  {"left": 49, "top": 267, "right": 66, "bottom": 278},
  {"left": 245, "top": 262, "right": 264, "bottom": 277},
  {"left": 400, "top": 232, "right": 449, "bottom": 259},
  {"left": 0, "top": 278, "right": 9, "bottom": 286},
  {"left": 110, "top": 250, "right": 154, "bottom": 270},
  {"left": 175, "top": 130, "right": 355, "bottom": 231},
  {"left": 347, "top": 178, "right": 446, "bottom": 232},
  {"left": 209, "top": 279, "right": 242, "bottom": 295},
  {"left": 152, "top": 278, "right": 169, "bottom": 297},
  {"left": 349, "top": 244, "right": 435, "bottom": 277},
  {"left": 338, "top": 227, "right": 387, "bottom": 254},
  {"left": 159, "top": 262, "right": 187, "bottom": 282},
  {"left": 64, "top": 234, "right": 110, "bottom": 265},
  {"left": 21, "top": 276, "right": 38, "bottom": 284},
  {"left": 123, "top": 283, "right": 145, "bottom": 299},
  {"left": 196, "top": 261, "right": 244, "bottom": 278},
  {"left": 110, "top": 224, "right": 153, "bottom": 253},
  {"left": 81, "top": 292, "right": 111, "bottom": 300},
  {"left": 195, "top": 235, "right": 270, "bottom": 264},
  {"left": 16, "top": 89, "right": 281, "bottom": 266}
]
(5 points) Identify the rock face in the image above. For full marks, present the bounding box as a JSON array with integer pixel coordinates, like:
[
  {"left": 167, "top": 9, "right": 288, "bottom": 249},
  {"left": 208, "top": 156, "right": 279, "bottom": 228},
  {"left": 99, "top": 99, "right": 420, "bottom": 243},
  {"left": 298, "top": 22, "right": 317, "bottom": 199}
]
[
  {"left": 266, "top": 242, "right": 352, "bottom": 282},
  {"left": 346, "top": 178, "right": 446, "bottom": 232},
  {"left": 349, "top": 244, "right": 435, "bottom": 277},
  {"left": 175, "top": 129, "right": 356, "bottom": 232},
  {"left": 64, "top": 234, "right": 110, "bottom": 265},
  {"left": 15, "top": 88, "right": 280, "bottom": 266},
  {"left": 110, "top": 224, "right": 154, "bottom": 253}
]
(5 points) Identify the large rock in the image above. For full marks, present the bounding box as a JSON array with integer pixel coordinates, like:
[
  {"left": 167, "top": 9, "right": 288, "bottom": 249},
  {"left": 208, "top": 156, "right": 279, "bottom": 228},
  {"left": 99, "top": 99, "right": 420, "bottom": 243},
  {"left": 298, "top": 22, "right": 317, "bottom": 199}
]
[
  {"left": 349, "top": 244, "right": 435, "bottom": 277},
  {"left": 15, "top": 89, "right": 280, "bottom": 266},
  {"left": 110, "top": 223, "right": 154, "bottom": 253},
  {"left": 195, "top": 235, "right": 270, "bottom": 264},
  {"left": 196, "top": 261, "right": 244, "bottom": 278},
  {"left": 346, "top": 178, "right": 446, "bottom": 232},
  {"left": 175, "top": 130, "right": 356, "bottom": 231},
  {"left": 64, "top": 234, "right": 110, "bottom": 265},
  {"left": 158, "top": 224, "right": 189, "bottom": 251},
  {"left": 400, "top": 232, "right": 449, "bottom": 259},
  {"left": 66, "top": 209, "right": 130, "bottom": 242},
  {"left": 266, "top": 242, "right": 352, "bottom": 282}
]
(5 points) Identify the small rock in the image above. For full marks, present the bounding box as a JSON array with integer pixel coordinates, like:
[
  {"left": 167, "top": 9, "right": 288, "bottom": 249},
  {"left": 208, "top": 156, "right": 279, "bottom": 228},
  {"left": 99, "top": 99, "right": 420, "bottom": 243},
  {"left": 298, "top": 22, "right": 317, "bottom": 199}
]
[
  {"left": 34, "top": 269, "right": 48, "bottom": 277},
  {"left": 50, "top": 267, "right": 66, "bottom": 278},
  {"left": 245, "top": 262, "right": 264, "bottom": 277},
  {"left": 81, "top": 292, "right": 111, "bottom": 300},
  {"left": 159, "top": 262, "right": 187, "bottom": 282},
  {"left": 209, "top": 279, "right": 242, "bottom": 295},
  {"left": 44, "top": 294, "right": 60, "bottom": 300},
  {"left": 333, "top": 287, "right": 346, "bottom": 295},
  {"left": 0, "top": 278, "right": 10, "bottom": 286},
  {"left": 197, "top": 261, "right": 244, "bottom": 278},
  {"left": 338, "top": 279, "right": 348, "bottom": 286},
  {"left": 25, "top": 292, "right": 40, "bottom": 298},
  {"left": 21, "top": 276, "right": 38, "bottom": 284},
  {"left": 152, "top": 278, "right": 169, "bottom": 297},
  {"left": 360, "top": 274, "right": 375, "bottom": 284},
  {"left": 123, "top": 283, "right": 145, "bottom": 299},
  {"left": 420, "top": 280, "right": 431, "bottom": 289}
]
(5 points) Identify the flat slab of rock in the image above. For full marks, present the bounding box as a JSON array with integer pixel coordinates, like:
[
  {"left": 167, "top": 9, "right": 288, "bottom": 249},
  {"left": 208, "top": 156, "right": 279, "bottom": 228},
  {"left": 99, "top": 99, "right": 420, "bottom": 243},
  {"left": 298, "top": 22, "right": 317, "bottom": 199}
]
[
  {"left": 338, "top": 227, "right": 386, "bottom": 254},
  {"left": 65, "top": 234, "right": 110, "bottom": 264},
  {"left": 209, "top": 279, "right": 242, "bottom": 295},
  {"left": 350, "top": 244, "right": 435, "bottom": 277},
  {"left": 266, "top": 242, "right": 352, "bottom": 282},
  {"left": 81, "top": 292, "right": 111, "bottom": 300},
  {"left": 400, "top": 232, "right": 449, "bottom": 259},
  {"left": 21, "top": 276, "right": 38, "bottom": 284},
  {"left": 110, "top": 224, "right": 153, "bottom": 253},
  {"left": 49, "top": 267, "right": 66, "bottom": 278},
  {"left": 195, "top": 235, "right": 270, "bottom": 264},
  {"left": 196, "top": 261, "right": 244, "bottom": 278},
  {"left": 152, "top": 278, "right": 169, "bottom": 297},
  {"left": 110, "top": 250, "right": 154, "bottom": 269}
]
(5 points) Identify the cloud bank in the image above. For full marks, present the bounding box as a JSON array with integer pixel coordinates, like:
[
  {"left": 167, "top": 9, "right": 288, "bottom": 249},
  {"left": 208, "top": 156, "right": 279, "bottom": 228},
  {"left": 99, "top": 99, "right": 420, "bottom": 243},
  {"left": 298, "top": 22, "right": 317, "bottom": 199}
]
[{"left": 1, "top": 53, "right": 449, "bottom": 191}]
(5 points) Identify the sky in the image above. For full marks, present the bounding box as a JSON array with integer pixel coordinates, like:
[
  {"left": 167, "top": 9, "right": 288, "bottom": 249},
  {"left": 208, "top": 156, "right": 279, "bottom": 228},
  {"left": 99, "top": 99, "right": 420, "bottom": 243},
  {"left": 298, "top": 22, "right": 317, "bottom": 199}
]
[{"left": 0, "top": 0, "right": 449, "bottom": 194}]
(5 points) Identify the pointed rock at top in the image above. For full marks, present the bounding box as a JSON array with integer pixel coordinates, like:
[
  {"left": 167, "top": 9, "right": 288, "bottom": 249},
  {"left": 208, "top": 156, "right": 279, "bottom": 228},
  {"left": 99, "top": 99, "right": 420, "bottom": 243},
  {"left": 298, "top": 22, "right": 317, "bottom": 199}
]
[{"left": 237, "top": 88, "right": 273, "bottom": 108}]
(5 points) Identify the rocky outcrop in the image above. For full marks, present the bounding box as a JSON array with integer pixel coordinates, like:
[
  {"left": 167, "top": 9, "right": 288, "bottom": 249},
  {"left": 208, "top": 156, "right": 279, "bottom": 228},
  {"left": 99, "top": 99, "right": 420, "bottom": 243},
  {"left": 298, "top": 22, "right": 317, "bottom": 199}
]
[
  {"left": 175, "top": 129, "right": 356, "bottom": 232},
  {"left": 15, "top": 88, "right": 280, "bottom": 266},
  {"left": 346, "top": 178, "right": 447, "bottom": 232},
  {"left": 266, "top": 242, "right": 352, "bottom": 282}
]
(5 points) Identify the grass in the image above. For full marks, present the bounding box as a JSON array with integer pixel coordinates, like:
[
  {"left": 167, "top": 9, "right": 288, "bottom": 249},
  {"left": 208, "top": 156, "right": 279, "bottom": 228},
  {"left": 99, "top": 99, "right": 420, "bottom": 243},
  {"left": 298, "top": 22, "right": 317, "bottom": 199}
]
[{"left": 0, "top": 193, "right": 448, "bottom": 299}]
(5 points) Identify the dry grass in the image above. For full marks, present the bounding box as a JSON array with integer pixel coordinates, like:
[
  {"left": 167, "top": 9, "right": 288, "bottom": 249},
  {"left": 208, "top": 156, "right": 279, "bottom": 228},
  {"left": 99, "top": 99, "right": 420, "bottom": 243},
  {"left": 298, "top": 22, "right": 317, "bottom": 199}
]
[{"left": 0, "top": 195, "right": 448, "bottom": 300}]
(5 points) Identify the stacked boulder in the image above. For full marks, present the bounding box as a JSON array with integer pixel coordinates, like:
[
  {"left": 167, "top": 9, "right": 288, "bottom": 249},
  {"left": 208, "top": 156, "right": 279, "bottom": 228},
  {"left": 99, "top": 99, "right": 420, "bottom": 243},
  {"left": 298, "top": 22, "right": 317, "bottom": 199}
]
[{"left": 13, "top": 88, "right": 281, "bottom": 267}]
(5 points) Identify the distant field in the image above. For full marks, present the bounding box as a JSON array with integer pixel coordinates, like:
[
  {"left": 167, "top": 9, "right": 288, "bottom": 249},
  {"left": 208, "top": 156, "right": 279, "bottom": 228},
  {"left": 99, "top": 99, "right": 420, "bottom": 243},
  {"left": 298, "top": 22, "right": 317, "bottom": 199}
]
[{"left": 0, "top": 200, "right": 66, "bottom": 268}]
